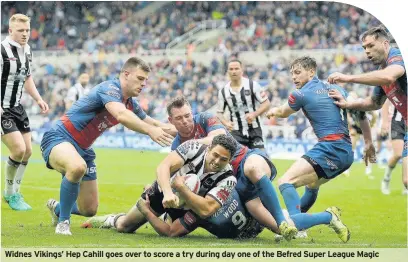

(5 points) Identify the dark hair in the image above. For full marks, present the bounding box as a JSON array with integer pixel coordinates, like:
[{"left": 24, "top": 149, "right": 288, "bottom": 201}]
[
  {"left": 290, "top": 56, "right": 317, "bottom": 71},
  {"left": 360, "top": 26, "right": 390, "bottom": 42},
  {"left": 228, "top": 59, "right": 243, "bottom": 67},
  {"left": 121, "top": 57, "right": 151, "bottom": 73},
  {"left": 167, "top": 96, "right": 191, "bottom": 116},
  {"left": 210, "top": 134, "right": 237, "bottom": 158}
]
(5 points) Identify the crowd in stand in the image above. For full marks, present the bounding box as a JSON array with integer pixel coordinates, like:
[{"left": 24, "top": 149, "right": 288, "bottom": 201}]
[{"left": 2, "top": 1, "right": 382, "bottom": 52}]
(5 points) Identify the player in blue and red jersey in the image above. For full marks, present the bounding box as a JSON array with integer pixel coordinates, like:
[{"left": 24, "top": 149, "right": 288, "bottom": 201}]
[
  {"left": 40, "top": 57, "right": 174, "bottom": 235},
  {"left": 328, "top": 26, "right": 407, "bottom": 194},
  {"left": 82, "top": 96, "right": 297, "bottom": 241},
  {"left": 267, "top": 56, "right": 376, "bottom": 243}
]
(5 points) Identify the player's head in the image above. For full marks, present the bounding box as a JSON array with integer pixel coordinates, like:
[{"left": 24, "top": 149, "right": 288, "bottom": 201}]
[
  {"left": 290, "top": 56, "right": 317, "bottom": 89},
  {"left": 205, "top": 134, "right": 237, "bottom": 173},
  {"left": 167, "top": 96, "right": 194, "bottom": 137},
  {"left": 227, "top": 59, "right": 243, "bottom": 82},
  {"left": 120, "top": 57, "right": 151, "bottom": 97},
  {"left": 8, "top": 14, "right": 30, "bottom": 46},
  {"left": 360, "top": 27, "right": 390, "bottom": 65},
  {"left": 78, "top": 73, "right": 90, "bottom": 87}
]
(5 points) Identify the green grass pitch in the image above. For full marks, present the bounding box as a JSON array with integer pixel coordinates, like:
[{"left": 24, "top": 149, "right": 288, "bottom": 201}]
[{"left": 1, "top": 144, "right": 407, "bottom": 248}]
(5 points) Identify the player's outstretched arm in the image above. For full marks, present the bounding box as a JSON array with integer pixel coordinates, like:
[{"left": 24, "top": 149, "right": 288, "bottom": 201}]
[
  {"left": 24, "top": 76, "right": 49, "bottom": 113},
  {"left": 380, "top": 99, "right": 392, "bottom": 136},
  {"left": 157, "top": 151, "right": 185, "bottom": 208},
  {"left": 328, "top": 65, "right": 405, "bottom": 86},
  {"left": 105, "top": 102, "right": 173, "bottom": 146},
  {"left": 143, "top": 116, "right": 178, "bottom": 137},
  {"left": 172, "top": 175, "right": 221, "bottom": 218},
  {"left": 358, "top": 116, "right": 377, "bottom": 165},
  {"left": 137, "top": 197, "right": 190, "bottom": 237},
  {"left": 266, "top": 103, "right": 296, "bottom": 119}
]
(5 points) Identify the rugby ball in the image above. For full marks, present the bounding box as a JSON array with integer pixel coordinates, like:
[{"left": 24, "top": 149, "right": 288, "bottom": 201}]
[{"left": 170, "top": 173, "right": 201, "bottom": 208}]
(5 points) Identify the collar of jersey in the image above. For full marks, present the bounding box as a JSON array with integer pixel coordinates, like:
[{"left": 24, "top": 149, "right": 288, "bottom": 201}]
[
  {"left": 5, "top": 36, "right": 24, "bottom": 49},
  {"left": 303, "top": 76, "right": 319, "bottom": 89}
]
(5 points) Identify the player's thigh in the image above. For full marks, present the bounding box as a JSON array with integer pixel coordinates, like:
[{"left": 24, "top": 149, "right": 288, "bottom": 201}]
[
  {"left": 391, "top": 139, "right": 404, "bottom": 158},
  {"left": 1, "top": 131, "right": 26, "bottom": 159},
  {"left": 48, "top": 142, "right": 86, "bottom": 175},
  {"left": 77, "top": 180, "right": 99, "bottom": 217},
  {"left": 243, "top": 154, "right": 272, "bottom": 184},
  {"left": 21, "top": 131, "right": 33, "bottom": 160},
  {"left": 278, "top": 157, "right": 317, "bottom": 188}
]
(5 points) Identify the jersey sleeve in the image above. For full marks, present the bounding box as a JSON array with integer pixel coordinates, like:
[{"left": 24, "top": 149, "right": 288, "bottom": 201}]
[
  {"left": 287, "top": 89, "right": 304, "bottom": 111},
  {"left": 217, "top": 88, "right": 227, "bottom": 113},
  {"left": 387, "top": 49, "right": 405, "bottom": 69},
  {"left": 175, "top": 140, "right": 206, "bottom": 162},
  {"left": 200, "top": 112, "right": 225, "bottom": 133},
  {"left": 206, "top": 173, "right": 237, "bottom": 206},
  {"left": 179, "top": 211, "right": 202, "bottom": 232},
  {"left": 97, "top": 83, "right": 123, "bottom": 105},
  {"left": 131, "top": 98, "right": 147, "bottom": 120},
  {"left": 253, "top": 81, "right": 268, "bottom": 103},
  {"left": 26, "top": 49, "right": 32, "bottom": 77},
  {"left": 171, "top": 135, "right": 181, "bottom": 151}
]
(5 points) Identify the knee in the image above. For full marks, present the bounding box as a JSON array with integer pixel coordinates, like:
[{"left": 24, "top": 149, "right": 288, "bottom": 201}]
[
  {"left": 394, "top": 153, "right": 403, "bottom": 161},
  {"left": 11, "top": 144, "right": 26, "bottom": 161},
  {"left": 23, "top": 146, "right": 32, "bottom": 160},
  {"left": 278, "top": 176, "right": 291, "bottom": 186},
  {"left": 67, "top": 162, "right": 87, "bottom": 180},
  {"left": 115, "top": 220, "right": 133, "bottom": 233},
  {"left": 80, "top": 205, "right": 98, "bottom": 217}
]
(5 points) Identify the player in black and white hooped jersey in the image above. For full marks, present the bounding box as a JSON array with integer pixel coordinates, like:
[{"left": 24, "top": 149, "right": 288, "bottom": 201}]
[
  {"left": 217, "top": 59, "right": 270, "bottom": 149},
  {"left": 1, "top": 14, "right": 49, "bottom": 211}
]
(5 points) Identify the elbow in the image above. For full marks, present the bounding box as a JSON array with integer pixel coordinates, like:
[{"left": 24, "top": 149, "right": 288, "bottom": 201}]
[
  {"left": 115, "top": 110, "right": 127, "bottom": 124},
  {"left": 383, "top": 76, "right": 395, "bottom": 85}
]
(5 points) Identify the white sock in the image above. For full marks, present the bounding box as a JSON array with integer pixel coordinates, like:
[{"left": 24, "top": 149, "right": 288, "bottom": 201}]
[
  {"left": 383, "top": 166, "right": 394, "bottom": 181},
  {"left": 14, "top": 161, "right": 27, "bottom": 193},
  {"left": 5, "top": 157, "right": 20, "bottom": 196}
]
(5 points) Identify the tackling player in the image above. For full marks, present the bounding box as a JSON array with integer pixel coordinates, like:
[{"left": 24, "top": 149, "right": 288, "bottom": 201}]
[
  {"left": 42, "top": 57, "right": 174, "bottom": 235},
  {"left": 328, "top": 26, "right": 407, "bottom": 195}
]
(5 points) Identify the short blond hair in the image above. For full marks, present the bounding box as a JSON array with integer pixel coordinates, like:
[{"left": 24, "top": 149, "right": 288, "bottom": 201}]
[{"left": 9, "top": 14, "right": 30, "bottom": 27}]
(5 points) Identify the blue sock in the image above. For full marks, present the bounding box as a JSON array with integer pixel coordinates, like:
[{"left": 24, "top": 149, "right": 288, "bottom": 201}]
[
  {"left": 279, "top": 183, "right": 301, "bottom": 215},
  {"left": 255, "top": 175, "right": 286, "bottom": 225},
  {"left": 300, "top": 187, "right": 319, "bottom": 213},
  {"left": 290, "top": 211, "right": 331, "bottom": 230},
  {"left": 54, "top": 202, "right": 81, "bottom": 216},
  {"left": 59, "top": 177, "right": 80, "bottom": 222}
]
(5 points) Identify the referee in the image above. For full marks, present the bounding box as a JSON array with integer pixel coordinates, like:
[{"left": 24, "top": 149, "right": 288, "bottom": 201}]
[
  {"left": 1, "top": 14, "right": 49, "bottom": 210},
  {"left": 217, "top": 60, "right": 270, "bottom": 149}
]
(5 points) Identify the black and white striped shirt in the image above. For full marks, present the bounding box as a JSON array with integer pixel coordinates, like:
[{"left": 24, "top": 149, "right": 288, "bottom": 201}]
[
  {"left": 65, "top": 83, "right": 90, "bottom": 104},
  {"left": 174, "top": 140, "right": 236, "bottom": 206},
  {"left": 217, "top": 77, "right": 267, "bottom": 136},
  {"left": 1, "top": 37, "right": 32, "bottom": 108}
]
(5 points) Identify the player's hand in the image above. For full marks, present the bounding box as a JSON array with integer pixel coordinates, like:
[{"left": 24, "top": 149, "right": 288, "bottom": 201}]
[
  {"left": 136, "top": 196, "right": 151, "bottom": 216},
  {"left": 224, "top": 121, "right": 233, "bottom": 131},
  {"left": 148, "top": 126, "right": 174, "bottom": 147},
  {"left": 143, "top": 183, "right": 152, "bottom": 192},
  {"left": 171, "top": 174, "right": 186, "bottom": 191},
  {"left": 162, "top": 192, "right": 179, "bottom": 209},
  {"left": 245, "top": 112, "right": 256, "bottom": 124},
  {"left": 363, "top": 143, "right": 377, "bottom": 166},
  {"left": 327, "top": 72, "right": 351, "bottom": 84},
  {"left": 328, "top": 89, "right": 349, "bottom": 109},
  {"left": 162, "top": 124, "right": 177, "bottom": 137},
  {"left": 266, "top": 108, "right": 278, "bottom": 119},
  {"left": 37, "top": 99, "right": 49, "bottom": 114}
]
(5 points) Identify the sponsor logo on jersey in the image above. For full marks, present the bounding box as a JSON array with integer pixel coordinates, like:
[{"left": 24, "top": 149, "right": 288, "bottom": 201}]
[
  {"left": 105, "top": 90, "right": 121, "bottom": 100},
  {"left": 216, "top": 188, "right": 230, "bottom": 203},
  {"left": 244, "top": 90, "right": 251, "bottom": 96},
  {"left": 184, "top": 212, "right": 196, "bottom": 225},
  {"left": 207, "top": 116, "right": 219, "bottom": 127},
  {"left": 108, "top": 84, "right": 120, "bottom": 91}
]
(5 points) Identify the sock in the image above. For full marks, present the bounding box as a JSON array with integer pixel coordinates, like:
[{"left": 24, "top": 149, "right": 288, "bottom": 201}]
[
  {"left": 290, "top": 211, "right": 332, "bottom": 230},
  {"left": 59, "top": 177, "right": 80, "bottom": 222},
  {"left": 14, "top": 161, "right": 28, "bottom": 193},
  {"left": 300, "top": 187, "right": 319, "bottom": 213},
  {"left": 255, "top": 175, "right": 286, "bottom": 225},
  {"left": 54, "top": 202, "right": 81, "bottom": 216},
  {"left": 383, "top": 166, "right": 395, "bottom": 181},
  {"left": 5, "top": 157, "right": 21, "bottom": 195},
  {"left": 279, "top": 183, "right": 301, "bottom": 216}
]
